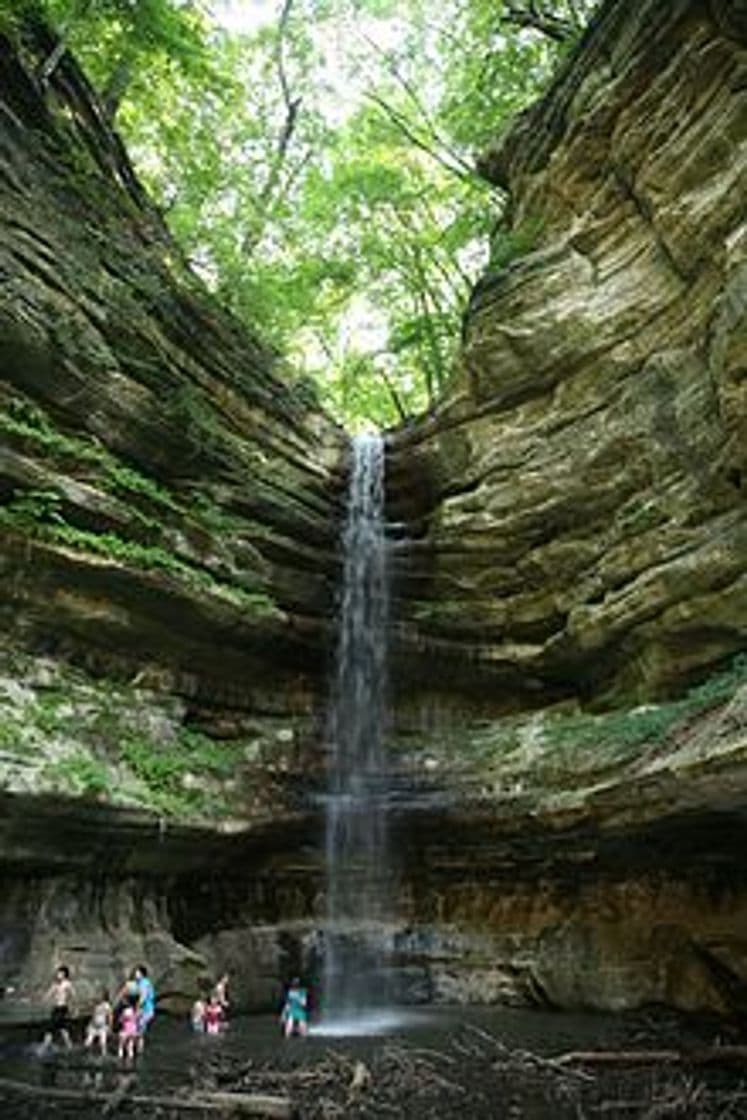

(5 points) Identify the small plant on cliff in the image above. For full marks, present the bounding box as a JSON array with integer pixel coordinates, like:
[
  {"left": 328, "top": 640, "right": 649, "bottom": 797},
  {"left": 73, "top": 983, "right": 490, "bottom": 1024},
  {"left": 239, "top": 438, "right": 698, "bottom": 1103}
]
[
  {"left": 102, "top": 463, "right": 179, "bottom": 512},
  {"left": 548, "top": 653, "right": 747, "bottom": 758},
  {"left": 488, "top": 217, "right": 545, "bottom": 271},
  {"left": 45, "top": 753, "right": 111, "bottom": 797},
  {"left": 120, "top": 730, "right": 238, "bottom": 817},
  {"left": 0, "top": 403, "right": 105, "bottom": 467},
  {"left": 0, "top": 488, "right": 65, "bottom": 530}
]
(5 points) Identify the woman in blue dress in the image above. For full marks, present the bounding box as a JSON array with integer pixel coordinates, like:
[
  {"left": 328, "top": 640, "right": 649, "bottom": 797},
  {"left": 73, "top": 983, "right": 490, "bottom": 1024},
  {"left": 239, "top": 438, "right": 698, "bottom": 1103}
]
[{"left": 280, "top": 977, "right": 308, "bottom": 1038}]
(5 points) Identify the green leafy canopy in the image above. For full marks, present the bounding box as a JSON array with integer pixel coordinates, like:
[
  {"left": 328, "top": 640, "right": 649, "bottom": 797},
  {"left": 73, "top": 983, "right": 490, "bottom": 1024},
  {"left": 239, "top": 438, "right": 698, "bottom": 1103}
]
[{"left": 18, "top": 0, "right": 599, "bottom": 428}]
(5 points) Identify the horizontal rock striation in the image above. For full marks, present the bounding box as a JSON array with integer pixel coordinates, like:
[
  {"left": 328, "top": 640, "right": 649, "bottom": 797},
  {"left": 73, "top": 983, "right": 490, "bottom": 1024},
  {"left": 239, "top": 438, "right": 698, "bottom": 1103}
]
[
  {"left": 0, "top": 22, "right": 346, "bottom": 713},
  {"left": 0, "top": 20, "right": 340, "bottom": 1017},
  {"left": 387, "top": 0, "right": 747, "bottom": 711}
]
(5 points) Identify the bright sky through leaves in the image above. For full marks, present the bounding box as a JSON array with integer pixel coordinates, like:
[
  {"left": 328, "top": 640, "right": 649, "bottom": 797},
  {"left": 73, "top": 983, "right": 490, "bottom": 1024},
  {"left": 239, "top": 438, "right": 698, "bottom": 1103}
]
[{"left": 29, "top": 0, "right": 598, "bottom": 429}]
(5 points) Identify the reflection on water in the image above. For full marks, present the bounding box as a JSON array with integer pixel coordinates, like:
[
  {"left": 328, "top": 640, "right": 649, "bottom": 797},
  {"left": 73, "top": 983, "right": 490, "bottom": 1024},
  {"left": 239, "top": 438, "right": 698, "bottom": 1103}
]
[{"left": 311, "top": 1009, "right": 419, "bottom": 1038}]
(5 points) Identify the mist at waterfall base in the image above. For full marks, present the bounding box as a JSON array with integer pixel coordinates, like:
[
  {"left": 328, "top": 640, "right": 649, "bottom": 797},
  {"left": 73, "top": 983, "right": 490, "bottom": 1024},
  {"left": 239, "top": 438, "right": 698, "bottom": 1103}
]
[{"left": 318, "top": 433, "right": 402, "bottom": 1037}]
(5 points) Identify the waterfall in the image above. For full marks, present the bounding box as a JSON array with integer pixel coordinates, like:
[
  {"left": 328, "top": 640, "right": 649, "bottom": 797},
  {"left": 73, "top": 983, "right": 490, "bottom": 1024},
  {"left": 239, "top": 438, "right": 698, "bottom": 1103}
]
[{"left": 322, "top": 432, "right": 392, "bottom": 1026}]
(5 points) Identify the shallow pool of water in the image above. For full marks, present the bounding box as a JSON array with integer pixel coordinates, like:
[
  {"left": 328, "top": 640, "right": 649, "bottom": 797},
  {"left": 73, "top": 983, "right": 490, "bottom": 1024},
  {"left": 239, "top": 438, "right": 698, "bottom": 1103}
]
[{"left": 0, "top": 1004, "right": 731, "bottom": 1119}]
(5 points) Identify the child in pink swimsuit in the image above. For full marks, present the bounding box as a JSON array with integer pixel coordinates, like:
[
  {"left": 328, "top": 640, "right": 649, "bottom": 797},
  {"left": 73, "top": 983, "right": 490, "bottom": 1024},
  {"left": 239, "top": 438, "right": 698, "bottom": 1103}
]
[
  {"left": 117, "top": 998, "right": 138, "bottom": 1061},
  {"left": 203, "top": 994, "right": 224, "bottom": 1035}
]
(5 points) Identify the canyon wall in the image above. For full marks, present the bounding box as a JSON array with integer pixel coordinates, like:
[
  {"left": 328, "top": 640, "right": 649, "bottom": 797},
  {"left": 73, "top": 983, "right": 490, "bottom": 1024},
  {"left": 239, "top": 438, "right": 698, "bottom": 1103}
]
[
  {"left": 0, "top": 19, "right": 339, "bottom": 1015},
  {"left": 387, "top": 0, "right": 746, "bottom": 714}
]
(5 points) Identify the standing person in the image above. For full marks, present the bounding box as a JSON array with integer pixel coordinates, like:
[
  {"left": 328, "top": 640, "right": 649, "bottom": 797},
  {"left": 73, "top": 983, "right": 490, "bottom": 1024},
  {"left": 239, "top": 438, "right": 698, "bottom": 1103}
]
[
  {"left": 84, "top": 988, "right": 113, "bottom": 1056},
  {"left": 117, "top": 994, "right": 138, "bottom": 1063},
  {"left": 133, "top": 964, "right": 156, "bottom": 1055},
  {"left": 41, "top": 965, "right": 74, "bottom": 1051},
  {"left": 113, "top": 973, "right": 139, "bottom": 1026},
  {"left": 203, "top": 993, "right": 224, "bottom": 1035},
  {"left": 190, "top": 994, "right": 207, "bottom": 1032},
  {"left": 280, "top": 977, "right": 308, "bottom": 1039},
  {"left": 212, "top": 973, "right": 229, "bottom": 1013}
]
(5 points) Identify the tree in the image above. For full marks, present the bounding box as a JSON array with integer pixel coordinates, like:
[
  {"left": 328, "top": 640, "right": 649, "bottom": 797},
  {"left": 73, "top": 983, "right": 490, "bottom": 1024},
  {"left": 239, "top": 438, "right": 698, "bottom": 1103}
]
[{"left": 8, "top": 0, "right": 601, "bottom": 428}]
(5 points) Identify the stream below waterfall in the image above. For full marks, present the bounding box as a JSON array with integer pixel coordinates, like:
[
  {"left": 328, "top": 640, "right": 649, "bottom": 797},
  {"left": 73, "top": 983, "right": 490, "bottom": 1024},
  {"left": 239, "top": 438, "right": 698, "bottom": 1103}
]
[{"left": 0, "top": 1005, "right": 742, "bottom": 1118}]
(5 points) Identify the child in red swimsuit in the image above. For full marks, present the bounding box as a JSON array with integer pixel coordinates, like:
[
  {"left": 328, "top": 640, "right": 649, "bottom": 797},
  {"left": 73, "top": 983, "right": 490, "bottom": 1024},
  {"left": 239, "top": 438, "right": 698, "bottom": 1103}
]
[{"left": 203, "top": 994, "right": 224, "bottom": 1035}]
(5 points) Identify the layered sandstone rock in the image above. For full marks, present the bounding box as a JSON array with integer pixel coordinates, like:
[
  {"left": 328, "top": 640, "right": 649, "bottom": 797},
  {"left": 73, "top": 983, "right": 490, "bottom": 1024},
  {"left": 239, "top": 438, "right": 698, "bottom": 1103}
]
[
  {"left": 0, "top": 22, "right": 338, "bottom": 1016},
  {"left": 387, "top": 0, "right": 747, "bottom": 711},
  {"left": 0, "top": 22, "right": 345, "bottom": 713}
]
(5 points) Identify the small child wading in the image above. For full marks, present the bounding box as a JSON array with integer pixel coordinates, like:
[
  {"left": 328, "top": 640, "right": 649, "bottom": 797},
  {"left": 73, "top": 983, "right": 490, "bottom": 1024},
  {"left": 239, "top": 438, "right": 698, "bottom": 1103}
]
[
  {"left": 280, "top": 977, "right": 308, "bottom": 1038},
  {"left": 203, "top": 994, "right": 224, "bottom": 1035},
  {"left": 117, "top": 996, "right": 138, "bottom": 1063},
  {"left": 190, "top": 997, "right": 207, "bottom": 1032},
  {"left": 84, "top": 990, "right": 113, "bottom": 1056}
]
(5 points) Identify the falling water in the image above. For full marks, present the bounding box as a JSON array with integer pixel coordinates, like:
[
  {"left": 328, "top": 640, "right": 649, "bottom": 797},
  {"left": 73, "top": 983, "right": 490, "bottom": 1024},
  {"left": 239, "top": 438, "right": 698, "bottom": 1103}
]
[{"left": 322, "top": 432, "right": 393, "bottom": 1029}]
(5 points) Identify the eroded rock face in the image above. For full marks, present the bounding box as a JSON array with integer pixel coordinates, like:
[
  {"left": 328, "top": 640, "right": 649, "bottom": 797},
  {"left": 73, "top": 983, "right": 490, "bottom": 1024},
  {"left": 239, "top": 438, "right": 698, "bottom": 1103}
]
[
  {"left": 0, "top": 23, "right": 346, "bottom": 715},
  {"left": 388, "top": 0, "right": 747, "bottom": 711},
  {"left": 0, "top": 22, "right": 339, "bottom": 1020}
]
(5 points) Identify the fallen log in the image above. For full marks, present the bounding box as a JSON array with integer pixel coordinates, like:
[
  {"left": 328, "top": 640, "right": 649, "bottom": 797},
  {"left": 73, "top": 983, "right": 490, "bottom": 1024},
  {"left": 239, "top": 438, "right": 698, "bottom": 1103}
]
[
  {"left": 102, "top": 1073, "right": 135, "bottom": 1116},
  {"left": 556, "top": 1045, "right": 747, "bottom": 1067},
  {"left": 0, "top": 1075, "right": 295, "bottom": 1116},
  {"left": 193, "top": 1090, "right": 296, "bottom": 1117}
]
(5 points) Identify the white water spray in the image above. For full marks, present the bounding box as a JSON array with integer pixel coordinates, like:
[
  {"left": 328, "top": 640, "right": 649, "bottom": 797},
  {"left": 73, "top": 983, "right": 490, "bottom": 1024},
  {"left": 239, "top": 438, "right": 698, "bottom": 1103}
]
[{"left": 321, "top": 432, "right": 394, "bottom": 1030}]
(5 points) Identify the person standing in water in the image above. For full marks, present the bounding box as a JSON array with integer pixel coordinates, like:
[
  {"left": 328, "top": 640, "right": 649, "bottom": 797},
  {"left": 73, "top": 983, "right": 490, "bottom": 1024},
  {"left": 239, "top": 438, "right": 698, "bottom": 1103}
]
[
  {"left": 133, "top": 964, "right": 156, "bottom": 1054},
  {"left": 41, "top": 965, "right": 75, "bottom": 1050},
  {"left": 211, "top": 972, "right": 229, "bottom": 1025},
  {"left": 117, "top": 993, "right": 138, "bottom": 1063},
  {"left": 84, "top": 988, "right": 113, "bottom": 1056},
  {"left": 203, "top": 993, "right": 225, "bottom": 1035},
  {"left": 280, "top": 977, "right": 308, "bottom": 1038}
]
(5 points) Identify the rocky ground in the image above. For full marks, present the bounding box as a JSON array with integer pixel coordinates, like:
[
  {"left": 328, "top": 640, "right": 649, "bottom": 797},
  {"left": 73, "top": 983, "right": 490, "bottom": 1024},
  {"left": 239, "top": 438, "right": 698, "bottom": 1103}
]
[{"left": 3, "top": 1012, "right": 747, "bottom": 1119}]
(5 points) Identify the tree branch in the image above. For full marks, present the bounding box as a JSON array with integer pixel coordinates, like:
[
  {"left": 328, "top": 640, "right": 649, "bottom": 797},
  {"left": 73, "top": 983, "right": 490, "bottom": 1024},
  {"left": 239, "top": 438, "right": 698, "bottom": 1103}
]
[
  {"left": 502, "top": 2, "right": 575, "bottom": 43},
  {"left": 364, "top": 91, "right": 475, "bottom": 185},
  {"left": 359, "top": 30, "right": 477, "bottom": 182}
]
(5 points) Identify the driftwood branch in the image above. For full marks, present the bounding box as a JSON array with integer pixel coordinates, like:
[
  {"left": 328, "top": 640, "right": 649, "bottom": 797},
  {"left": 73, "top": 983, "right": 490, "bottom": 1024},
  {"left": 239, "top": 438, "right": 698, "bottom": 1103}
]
[
  {"left": 556, "top": 1045, "right": 747, "bottom": 1067},
  {"left": 101, "top": 1073, "right": 135, "bottom": 1116},
  {"left": 0, "top": 1075, "right": 295, "bottom": 1117}
]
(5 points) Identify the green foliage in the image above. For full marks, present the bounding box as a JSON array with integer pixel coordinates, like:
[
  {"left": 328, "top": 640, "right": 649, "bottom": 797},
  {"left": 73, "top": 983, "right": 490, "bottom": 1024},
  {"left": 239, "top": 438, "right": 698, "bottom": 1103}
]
[
  {"left": 7, "top": 0, "right": 601, "bottom": 426},
  {"left": 102, "top": 463, "right": 178, "bottom": 510},
  {"left": 46, "top": 752, "right": 111, "bottom": 796},
  {"left": 32, "top": 689, "right": 70, "bottom": 734},
  {"left": 1, "top": 487, "right": 64, "bottom": 528},
  {"left": 0, "top": 405, "right": 104, "bottom": 467},
  {"left": 121, "top": 729, "right": 237, "bottom": 816},
  {"left": 110, "top": 0, "right": 601, "bottom": 426},
  {"left": 163, "top": 385, "right": 222, "bottom": 458},
  {"left": 0, "top": 400, "right": 178, "bottom": 513},
  {"left": 489, "top": 218, "right": 545, "bottom": 271},
  {"left": 0, "top": 486, "right": 279, "bottom": 618},
  {"left": 0, "top": 717, "right": 25, "bottom": 752},
  {"left": 464, "top": 653, "right": 747, "bottom": 777}
]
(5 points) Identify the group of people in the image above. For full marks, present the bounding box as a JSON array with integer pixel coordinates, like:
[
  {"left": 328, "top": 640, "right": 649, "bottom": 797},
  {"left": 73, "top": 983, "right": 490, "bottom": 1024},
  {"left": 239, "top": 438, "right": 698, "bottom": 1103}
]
[
  {"left": 41, "top": 964, "right": 310, "bottom": 1058},
  {"left": 42, "top": 963, "right": 155, "bottom": 1061}
]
